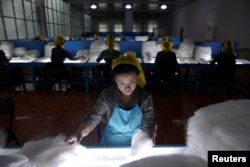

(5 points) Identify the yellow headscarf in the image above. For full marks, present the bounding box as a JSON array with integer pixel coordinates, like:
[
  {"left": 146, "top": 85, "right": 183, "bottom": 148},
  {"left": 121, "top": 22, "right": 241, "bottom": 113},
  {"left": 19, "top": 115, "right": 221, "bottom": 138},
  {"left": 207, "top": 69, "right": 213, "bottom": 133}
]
[{"left": 111, "top": 52, "right": 146, "bottom": 88}]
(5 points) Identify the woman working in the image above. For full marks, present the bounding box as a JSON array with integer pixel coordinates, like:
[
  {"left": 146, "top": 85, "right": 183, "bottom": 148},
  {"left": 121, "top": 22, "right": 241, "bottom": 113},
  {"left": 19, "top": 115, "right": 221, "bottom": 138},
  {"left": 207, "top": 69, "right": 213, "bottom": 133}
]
[
  {"left": 66, "top": 53, "right": 157, "bottom": 146},
  {"left": 96, "top": 35, "right": 120, "bottom": 65}
]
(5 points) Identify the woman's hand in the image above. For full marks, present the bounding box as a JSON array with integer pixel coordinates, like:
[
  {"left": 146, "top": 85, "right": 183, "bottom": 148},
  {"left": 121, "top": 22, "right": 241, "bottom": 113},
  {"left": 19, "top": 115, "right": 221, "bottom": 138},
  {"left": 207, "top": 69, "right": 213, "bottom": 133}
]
[
  {"left": 147, "top": 129, "right": 157, "bottom": 144},
  {"left": 65, "top": 122, "right": 91, "bottom": 145},
  {"left": 65, "top": 134, "right": 82, "bottom": 145}
]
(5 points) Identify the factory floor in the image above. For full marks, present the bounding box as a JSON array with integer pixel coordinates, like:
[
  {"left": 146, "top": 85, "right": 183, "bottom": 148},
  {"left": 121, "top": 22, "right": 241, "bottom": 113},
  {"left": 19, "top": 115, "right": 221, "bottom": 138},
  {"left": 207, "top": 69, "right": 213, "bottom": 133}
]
[{"left": 0, "top": 81, "right": 249, "bottom": 147}]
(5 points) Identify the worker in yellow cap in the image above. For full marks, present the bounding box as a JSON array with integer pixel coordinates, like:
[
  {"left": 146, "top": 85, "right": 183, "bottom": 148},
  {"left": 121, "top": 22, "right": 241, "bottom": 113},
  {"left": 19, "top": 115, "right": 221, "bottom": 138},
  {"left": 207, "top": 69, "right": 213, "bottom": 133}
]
[
  {"left": 66, "top": 53, "right": 156, "bottom": 146},
  {"left": 112, "top": 52, "right": 147, "bottom": 88}
]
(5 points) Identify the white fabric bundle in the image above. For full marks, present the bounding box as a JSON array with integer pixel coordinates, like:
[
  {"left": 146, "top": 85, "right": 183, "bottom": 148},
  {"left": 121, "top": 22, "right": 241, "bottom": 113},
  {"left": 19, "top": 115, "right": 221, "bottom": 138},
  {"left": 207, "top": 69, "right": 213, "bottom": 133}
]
[
  {"left": 114, "top": 43, "right": 120, "bottom": 51},
  {"left": 186, "top": 99, "right": 250, "bottom": 160},
  {"left": 44, "top": 42, "right": 55, "bottom": 57},
  {"left": 88, "top": 40, "right": 106, "bottom": 57},
  {"left": 18, "top": 134, "right": 87, "bottom": 167},
  {"left": 14, "top": 47, "right": 27, "bottom": 57},
  {"left": 0, "top": 154, "right": 35, "bottom": 167},
  {"left": 0, "top": 41, "right": 14, "bottom": 59},
  {"left": 141, "top": 41, "right": 156, "bottom": 61},
  {"left": 120, "top": 154, "right": 207, "bottom": 167},
  {"left": 25, "top": 50, "right": 40, "bottom": 58},
  {"left": 194, "top": 46, "right": 212, "bottom": 62},
  {"left": 135, "top": 36, "right": 148, "bottom": 41},
  {"left": 175, "top": 39, "right": 194, "bottom": 58},
  {"left": 130, "top": 130, "right": 154, "bottom": 155},
  {"left": 75, "top": 49, "right": 89, "bottom": 60}
]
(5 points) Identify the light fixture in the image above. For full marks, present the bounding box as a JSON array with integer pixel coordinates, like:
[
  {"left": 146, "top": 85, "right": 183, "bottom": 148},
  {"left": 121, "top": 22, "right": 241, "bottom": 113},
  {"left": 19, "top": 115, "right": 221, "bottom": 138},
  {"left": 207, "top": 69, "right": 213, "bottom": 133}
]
[
  {"left": 90, "top": 4, "right": 97, "bottom": 9},
  {"left": 160, "top": 4, "right": 167, "bottom": 10},
  {"left": 125, "top": 4, "right": 132, "bottom": 9}
]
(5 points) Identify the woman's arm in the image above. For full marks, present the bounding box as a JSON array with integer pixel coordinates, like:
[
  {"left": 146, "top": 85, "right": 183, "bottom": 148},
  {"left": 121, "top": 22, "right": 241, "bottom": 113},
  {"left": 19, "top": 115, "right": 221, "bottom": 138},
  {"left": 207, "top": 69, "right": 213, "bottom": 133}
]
[
  {"left": 140, "top": 94, "right": 157, "bottom": 143},
  {"left": 66, "top": 90, "right": 109, "bottom": 145}
]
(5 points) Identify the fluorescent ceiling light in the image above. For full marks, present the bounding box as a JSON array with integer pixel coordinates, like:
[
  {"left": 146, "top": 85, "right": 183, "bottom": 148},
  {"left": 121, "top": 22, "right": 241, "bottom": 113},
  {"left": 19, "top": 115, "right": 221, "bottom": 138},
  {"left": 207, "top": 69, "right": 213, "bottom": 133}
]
[
  {"left": 160, "top": 4, "right": 167, "bottom": 10},
  {"left": 90, "top": 4, "right": 97, "bottom": 9},
  {"left": 125, "top": 4, "right": 132, "bottom": 9}
]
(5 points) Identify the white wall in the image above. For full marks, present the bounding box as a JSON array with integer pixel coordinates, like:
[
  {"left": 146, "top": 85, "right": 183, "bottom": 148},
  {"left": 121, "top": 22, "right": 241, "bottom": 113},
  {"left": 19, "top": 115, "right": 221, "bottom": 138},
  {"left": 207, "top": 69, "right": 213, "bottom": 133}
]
[{"left": 172, "top": 0, "right": 250, "bottom": 48}]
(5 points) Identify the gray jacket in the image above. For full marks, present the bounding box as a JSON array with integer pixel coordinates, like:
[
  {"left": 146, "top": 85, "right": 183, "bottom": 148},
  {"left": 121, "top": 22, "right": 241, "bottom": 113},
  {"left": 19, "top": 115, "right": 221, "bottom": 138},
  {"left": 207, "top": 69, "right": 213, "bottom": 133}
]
[{"left": 83, "top": 85, "right": 156, "bottom": 133}]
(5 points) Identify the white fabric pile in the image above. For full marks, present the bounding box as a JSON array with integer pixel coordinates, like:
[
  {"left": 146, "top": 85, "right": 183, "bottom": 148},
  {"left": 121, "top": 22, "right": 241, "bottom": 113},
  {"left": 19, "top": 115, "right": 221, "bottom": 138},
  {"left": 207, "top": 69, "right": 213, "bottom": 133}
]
[
  {"left": 175, "top": 39, "right": 195, "bottom": 58},
  {"left": 0, "top": 41, "right": 15, "bottom": 59},
  {"left": 88, "top": 40, "right": 106, "bottom": 57},
  {"left": 135, "top": 36, "right": 148, "bottom": 41},
  {"left": 186, "top": 99, "right": 250, "bottom": 160},
  {"left": 141, "top": 41, "right": 156, "bottom": 61},
  {"left": 44, "top": 42, "right": 55, "bottom": 57},
  {"left": 130, "top": 130, "right": 154, "bottom": 156},
  {"left": 14, "top": 47, "right": 27, "bottom": 57},
  {"left": 75, "top": 50, "right": 89, "bottom": 60},
  {"left": 0, "top": 134, "right": 87, "bottom": 167},
  {"left": 25, "top": 50, "right": 40, "bottom": 58},
  {"left": 194, "top": 46, "right": 212, "bottom": 63},
  {"left": 0, "top": 154, "right": 35, "bottom": 167}
]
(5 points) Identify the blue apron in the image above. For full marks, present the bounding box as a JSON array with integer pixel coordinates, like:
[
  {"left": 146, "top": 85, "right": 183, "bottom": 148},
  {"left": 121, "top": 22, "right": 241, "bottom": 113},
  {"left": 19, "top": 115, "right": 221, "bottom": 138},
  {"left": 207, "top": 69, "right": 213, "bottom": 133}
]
[{"left": 100, "top": 105, "right": 142, "bottom": 146}]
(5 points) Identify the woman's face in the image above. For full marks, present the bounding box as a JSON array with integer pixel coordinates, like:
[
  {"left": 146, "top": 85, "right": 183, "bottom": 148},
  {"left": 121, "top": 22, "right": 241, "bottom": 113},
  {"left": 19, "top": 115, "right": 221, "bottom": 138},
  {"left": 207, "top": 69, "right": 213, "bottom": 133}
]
[{"left": 114, "top": 72, "right": 138, "bottom": 96}]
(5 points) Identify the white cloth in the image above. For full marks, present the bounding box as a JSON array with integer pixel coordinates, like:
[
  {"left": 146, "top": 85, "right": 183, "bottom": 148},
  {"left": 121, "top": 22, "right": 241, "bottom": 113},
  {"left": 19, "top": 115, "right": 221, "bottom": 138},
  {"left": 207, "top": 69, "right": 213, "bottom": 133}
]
[
  {"left": 175, "top": 39, "right": 194, "bottom": 58},
  {"left": 194, "top": 46, "right": 212, "bottom": 61},
  {"left": 14, "top": 47, "right": 27, "bottom": 57},
  {"left": 19, "top": 134, "right": 87, "bottom": 167},
  {"left": 0, "top": 154, "right": 35, "bottom": 167},
  {"left": 186, "top": 99, "right": 250, "bottom": 160},
  {"left": 88, "top": 40, "right": 106, "bottom": 57},
  {"left": 141, "top": 41, "right": 156, "bottom": 60},
  {"left": 130, "top": 130, "right": 154, "bottom": 155},
  {"left": 44, "top": 42, "right": 55, "bottom": 57}
]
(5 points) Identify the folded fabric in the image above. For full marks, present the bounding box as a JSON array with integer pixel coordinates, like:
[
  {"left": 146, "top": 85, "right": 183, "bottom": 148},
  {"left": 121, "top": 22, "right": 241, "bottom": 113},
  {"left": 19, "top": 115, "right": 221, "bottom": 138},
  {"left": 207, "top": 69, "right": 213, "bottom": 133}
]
[{"left": 0, "top": 154, "right": 35, "bottom": 167}]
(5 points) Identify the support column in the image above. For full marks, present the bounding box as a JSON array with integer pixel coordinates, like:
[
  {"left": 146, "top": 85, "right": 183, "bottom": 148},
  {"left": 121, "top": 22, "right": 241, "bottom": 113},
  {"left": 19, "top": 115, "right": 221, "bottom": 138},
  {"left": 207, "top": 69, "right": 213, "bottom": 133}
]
[
  {"left": 37, "top": 0, "right": 48, "bottom": 36},
  {"left": 124, "top": 10, "right": 133, "bottom": 32}
]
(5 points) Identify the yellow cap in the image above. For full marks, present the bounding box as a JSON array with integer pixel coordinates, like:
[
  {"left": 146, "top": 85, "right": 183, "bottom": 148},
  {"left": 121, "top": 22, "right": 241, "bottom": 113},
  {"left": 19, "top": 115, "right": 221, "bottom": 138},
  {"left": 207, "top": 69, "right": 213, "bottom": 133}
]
[{"left": 112, "top": 52, "right": 146, "bottom": 87}]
